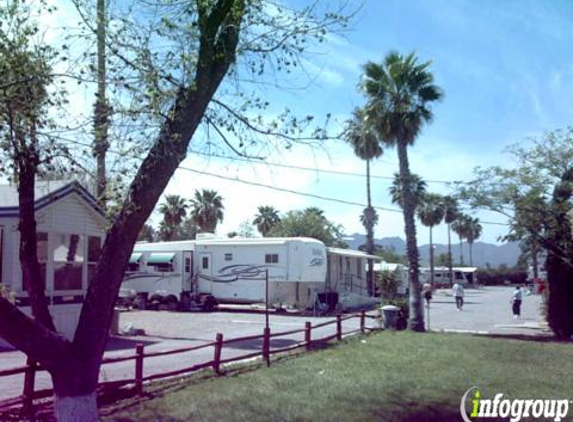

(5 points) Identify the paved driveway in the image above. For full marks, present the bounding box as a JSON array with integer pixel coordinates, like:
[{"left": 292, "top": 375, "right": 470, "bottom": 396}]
[
  {"left": 0, "top": 310, "right": 360, "bottom": 401},
  {"left": 426, "top": 285, "right": 545, "bottom": 335}
]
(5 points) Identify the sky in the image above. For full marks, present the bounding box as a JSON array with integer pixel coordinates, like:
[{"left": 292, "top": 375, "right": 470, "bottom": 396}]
[{"left": 38, "top": 0, "right": 573, "bottom": 245}]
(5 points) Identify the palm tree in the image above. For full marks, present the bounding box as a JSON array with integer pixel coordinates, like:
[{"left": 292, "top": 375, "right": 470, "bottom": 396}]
[
  {"left": 417, "top": 193, "right": 445, "bottom": 286},
  {"left": 362, "top": 51, "right": 443, "bottom": 332},
  {"left": 465, "top": 217, "right": 482, "bottom": 266},
  {"left": 442, "top": 195, "right": 459, "bottom": 285},
  {"left": 452, "top": 214, "right": 471, "bottom": 265},
  {"left": 158, "top": 195, "right": 188, "bottom": 241},
  {"left": 189, "top": 189, "right": 224, "bottom": 233},
  {"left": 253, "top": 206, "right": 281, "bottom": 237},
  {"left": 344, "top": 108, "right": 383, "bottom": 296},
  {"left": 389, "top": 173, "right": 427, "bottom": 209}
]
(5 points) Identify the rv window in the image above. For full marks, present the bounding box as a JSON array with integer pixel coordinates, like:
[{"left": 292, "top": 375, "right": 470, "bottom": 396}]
[
  {"left": 202, "top": 256, "right": 209, "bottom": 269},
  {"left": 265, "top": 254, "right": 278, "bottom": 264},
  {"left": 185, "top": 258, "right": 191, "bottom": 273},
  {"left": 225, "top": 253, "right": 233, "bottom": 261},
  {"left": 152, "top": 262, "right": 173, "bottom": 272}
]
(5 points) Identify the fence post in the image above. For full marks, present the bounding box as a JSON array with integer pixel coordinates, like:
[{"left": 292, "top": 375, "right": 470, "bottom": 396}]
[
  {"left": 305, "top": 321, "right": 312, "bottom": 351},
  {"left": 360, "top": 310, "right": 365, "bottom": 333},
  {"left": 135, "top": 343, "right": 144, "bottom": 396},
  {"left": 262, "top": 327, "right": 271, "bottom": 367},
  {"left": 213, "top": 333, "right": 223, "bottom": 375},
  {"left": 22, "top": 358, "right": 37, "bottom": 421},
  {"left": 336, "top": 314, "right": 342, "bottom": 341}
]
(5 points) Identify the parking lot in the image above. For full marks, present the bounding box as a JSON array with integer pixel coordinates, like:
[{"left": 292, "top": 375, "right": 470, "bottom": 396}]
[{"left": 0, "top": 286, "right": 546, "bottom": 402}]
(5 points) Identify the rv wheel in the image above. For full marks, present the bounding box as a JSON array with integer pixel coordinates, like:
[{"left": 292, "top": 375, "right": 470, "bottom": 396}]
[
  {"left": 149, "top": 294, "right": 163, "bottom": 311},
  {"left": 161, "top": 295, "right": 179, "bottom": 312},
  {"left": 203, "top": 296, "right": 218, "bottom": 312},
  {"left": 179, "top": 293, "right": 191, "bottom": 312}
]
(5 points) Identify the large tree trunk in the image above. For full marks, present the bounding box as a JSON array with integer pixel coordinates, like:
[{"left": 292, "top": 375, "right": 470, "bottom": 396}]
[
  {"left": 532, "top": 244, "right": 539, "bottom": 278},
  {"left": 0, "top": 3, "right": 247, "bottom": 420},
  {"left": 396, "top": 142, "right": 423, "bottom": 332},
  {"left": 17, "top": 150, "right": 56, "bottom": 331},
  {"left": 447, "top": 224, "right": 453, "bottom": 286},
  {"left": 51, "top": 359, "right": 99, "bottom": 422},
  {"left": 365, "top": 158, "right": 375, "bottom": 296},
  {"left": 429, "top": 226, "right": 434, "bottom": 286}
]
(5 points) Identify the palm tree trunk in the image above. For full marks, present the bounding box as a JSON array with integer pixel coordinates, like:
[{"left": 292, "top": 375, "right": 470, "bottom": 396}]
[
  {"left": 365, "top": 159, "right": 374, "bottom": 296},
  {"left": 429, "top": 226, "right": 434, "bottom": 286},
  {"left": 396, "top": 142, "right": 423, "bottom": 332},
  {"left": 448, "top": 224, "right": 453, "bottom": 286},
  {"left": 469, "top": 241, "right": 473, "bottom": 266},
  {"left": 94, "top": 0, "right": 109, "bottom": 205},
  {"left": 459, "top": 236, "right": 464, "bottom": 266},
  {"left": 532, "top": 243, "right": 539, "bottom": 278}
]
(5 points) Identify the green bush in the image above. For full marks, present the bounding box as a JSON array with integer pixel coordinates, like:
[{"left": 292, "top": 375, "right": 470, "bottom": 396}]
[{"left": 376, "top": 269, "right": 399, "bottom": 300}]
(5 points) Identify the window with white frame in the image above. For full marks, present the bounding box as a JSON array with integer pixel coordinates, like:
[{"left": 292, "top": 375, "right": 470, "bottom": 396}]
[{"left": 53, "top": 233, "right": 84, "bottom": 291}]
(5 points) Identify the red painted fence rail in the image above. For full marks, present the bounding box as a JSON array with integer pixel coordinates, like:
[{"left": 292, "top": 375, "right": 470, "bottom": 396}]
[{"left": 0, "top": 310, "right": 378, "bottom": 418}]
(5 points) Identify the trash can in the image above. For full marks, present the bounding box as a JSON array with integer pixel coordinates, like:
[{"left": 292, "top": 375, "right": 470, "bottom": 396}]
[{"left": 381, "top": 305, "right": 400, "bottom": 329}]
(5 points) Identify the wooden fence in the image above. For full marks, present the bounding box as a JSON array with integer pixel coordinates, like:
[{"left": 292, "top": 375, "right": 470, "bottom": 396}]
[{"left": 0, "top": 311, "right": 378, "bottom": 418}]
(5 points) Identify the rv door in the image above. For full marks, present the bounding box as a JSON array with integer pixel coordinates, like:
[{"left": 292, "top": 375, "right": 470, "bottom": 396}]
[
  {"left": 198, "top": 252, "right": 213, "bottom": 294},
  {"left": 183, "top": 251, "right": 193, "bottom": 292}
]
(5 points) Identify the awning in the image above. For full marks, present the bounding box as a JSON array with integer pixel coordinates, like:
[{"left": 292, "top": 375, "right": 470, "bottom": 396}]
[
  {"left": 146, "top": 253, "right": 175, "bottom": 264},
  {"left": 129, "top": 253, "right": 143, "bottom": 264}
]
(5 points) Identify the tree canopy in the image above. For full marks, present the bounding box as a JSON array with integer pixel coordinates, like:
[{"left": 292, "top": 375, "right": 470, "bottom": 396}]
[{"left": 268, "top": 207, "right": 347, "bottom": 247}]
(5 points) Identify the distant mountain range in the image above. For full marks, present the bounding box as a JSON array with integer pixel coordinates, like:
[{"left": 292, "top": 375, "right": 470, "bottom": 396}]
[{"left": 345, "top": 233, "right": 520, "bottom": 268}]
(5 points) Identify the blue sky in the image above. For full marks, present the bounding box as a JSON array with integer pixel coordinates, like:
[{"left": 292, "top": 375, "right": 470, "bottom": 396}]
[
  {"left": 41, "top": 0, "right": 573, "bottom": 246},
  {"left": 164, "top": 0, "right": 573, "bottom": 245}
]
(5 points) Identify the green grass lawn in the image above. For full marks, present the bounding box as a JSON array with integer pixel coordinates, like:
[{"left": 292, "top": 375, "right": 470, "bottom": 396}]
[{"left": 103, "top": 332, "right": 573, "bottom": 422}]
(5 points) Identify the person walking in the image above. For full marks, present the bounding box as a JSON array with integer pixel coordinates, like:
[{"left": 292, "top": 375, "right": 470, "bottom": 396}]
[
  {"left": 452, "top": 282, "right": 465, "bottom": 311},
  {"left": 422, "top": 283, "right": 432, "bottom": 308},
  {"left": 512, "top": 285, "right": 523, "bottom": 318}
]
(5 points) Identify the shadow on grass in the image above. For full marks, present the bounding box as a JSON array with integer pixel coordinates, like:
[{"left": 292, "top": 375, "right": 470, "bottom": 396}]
[
  {"left": 478, "top": 332, "right": 567, "bottom": 343},
  {"left": 358, "top": 391, "right": 508, "bottom": 422}
]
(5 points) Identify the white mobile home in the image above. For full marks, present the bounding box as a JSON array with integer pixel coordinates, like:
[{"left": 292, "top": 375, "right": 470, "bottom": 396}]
[
  {"left": 122, "top": 237, "right": 327, "bottom": 310},
  {"left": 0, "top": 181, "right": 106, "bottom": 341}
]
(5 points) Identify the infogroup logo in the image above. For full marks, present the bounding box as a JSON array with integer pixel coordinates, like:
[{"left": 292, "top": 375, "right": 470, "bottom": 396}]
[{"left": 460, "top": 387, "right": 571, "bottom": 422}]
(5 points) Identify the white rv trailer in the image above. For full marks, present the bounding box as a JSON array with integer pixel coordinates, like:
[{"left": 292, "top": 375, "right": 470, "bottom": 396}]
[
  {"left": 122, "top": 237, "right": 327, "bottom": 310},
  {"left": 419, "top": 266, "right": 478, "bottom": 287},
  {"left": 0, "top": 181, "right": 106, "bottom": 345}
]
